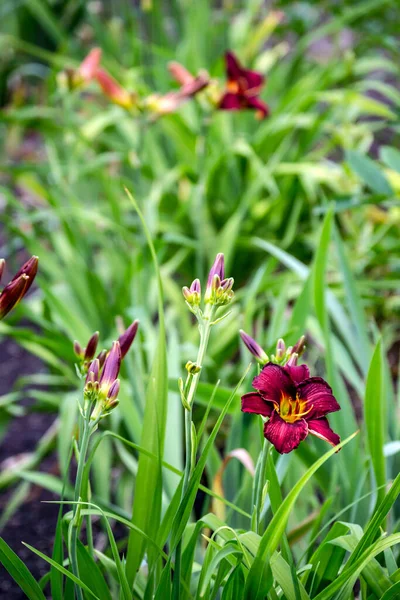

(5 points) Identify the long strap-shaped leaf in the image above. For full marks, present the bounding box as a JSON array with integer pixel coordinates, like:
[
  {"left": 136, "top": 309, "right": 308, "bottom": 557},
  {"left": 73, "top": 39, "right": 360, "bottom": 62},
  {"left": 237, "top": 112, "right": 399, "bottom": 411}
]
[
  {"left": 124, "top": 188, "right": 168, "bottom": 587},
  {"left": 0, "top": 537, "right": 46, "bottom": 600},
  {"left": 243, "top": 432, "right": 358, "bottom": 600}
]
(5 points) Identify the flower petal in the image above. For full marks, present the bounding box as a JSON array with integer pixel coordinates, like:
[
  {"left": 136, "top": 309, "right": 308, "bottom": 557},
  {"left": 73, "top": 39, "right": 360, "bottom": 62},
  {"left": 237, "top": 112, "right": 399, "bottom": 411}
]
[
  {"left": 246, "top": 96, "right": 269, "bottom": 118},
  {"left": 241, "top": 392, "right": 274, "bottom": 417},
  {"left": 297, "top": 377, "right": 341, "bottom": 419},
  {"left": 219, "top": 92, "right": 242, "bottom": 111},
  {"left": 243, "top": 68, "right": 264, "bottom": 93},
  {"left": 225, "top": 51, "right": 243, "bottom": 81},
  {"left": 284, "top": 364, "right": 310, "bottom": 385},
  {"left": 252, "top": 363, "right": 296, "bottom": 403},
  {"left": 264, "top": 412, "right": 308, "bottom": 454},
  {"left": 308, "top": 417, "right": 340, "bottom": 448}
]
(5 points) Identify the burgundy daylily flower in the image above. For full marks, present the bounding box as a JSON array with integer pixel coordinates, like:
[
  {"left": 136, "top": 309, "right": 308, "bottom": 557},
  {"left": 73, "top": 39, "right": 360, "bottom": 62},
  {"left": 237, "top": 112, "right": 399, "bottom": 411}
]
[
  {"left": 219, "top": 51, "right": 269, "bottom": 119},
  {"left": 241, "top": 363, "right": 340, "bottom": 454}
]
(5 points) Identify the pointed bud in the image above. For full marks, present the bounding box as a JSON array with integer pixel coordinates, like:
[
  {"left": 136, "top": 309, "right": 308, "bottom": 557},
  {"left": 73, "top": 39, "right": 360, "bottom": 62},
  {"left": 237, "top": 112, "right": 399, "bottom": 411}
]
[
  {"left": 220, "top": 277, "right": 234, "bottom": 292},
  {"left": 286, "top": 352, "right": 298, "bottom": 366},
  {"left": 97, "top": 349, "right": 107, "bottom": 369},
  {"left": 292, "top": 335, "right": 306, "bottom": 357},
  {"left": 95, "top": 68, "right": 134, "bottom": 109},
  {"left": 168, "top": 61, "right": 194, "bottom": 86},
  {"left": 74, "top": 341, "right": 83, "bottom": 358},
  {"left": 206, "top": 254, "right": 225, "bottom": 295},
  {"left": 239, "top": 330, "right": 269, "bottom": 365},
  {"left": 84, "top": 331, "right": 99, "bottom": 361},
  {"left": 0, "top": 274, "right": 30, "bottom": 319},
  {"left": 182, "top": 279, "right": 201, "bottom": 307},
  {"left": 86, "top": 358, "right": 100, "bottom": 384},
  {"left": 78, "top": 47, "right": 102, "bottom": 82},
  {"left": 107, "top": 378, "right": 120, "bottom": 403},
  {"left": 0, "top": 259, "right": 5, "bottom": 282},
  {"left": 276, "top": 338, "right": 286, "bottom": 360},
  {"left": 11, "top": 256, "right": 39, "bottom": 295},
  {"left": 100, "top": 341, "right": 121, "bottom": 391},
  {"left": 118, "top": 320, "right": 139, "bottom": 358}
]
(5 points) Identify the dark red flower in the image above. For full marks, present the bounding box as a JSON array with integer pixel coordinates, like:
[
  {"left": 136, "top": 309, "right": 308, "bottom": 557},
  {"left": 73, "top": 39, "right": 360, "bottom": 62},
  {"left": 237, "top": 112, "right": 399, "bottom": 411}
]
[
  {"left": 241, "top": 363, "right": 340, "bottom": 454},
  {"left": 219, "top": 51, "right": 269, "bottom": 119}
]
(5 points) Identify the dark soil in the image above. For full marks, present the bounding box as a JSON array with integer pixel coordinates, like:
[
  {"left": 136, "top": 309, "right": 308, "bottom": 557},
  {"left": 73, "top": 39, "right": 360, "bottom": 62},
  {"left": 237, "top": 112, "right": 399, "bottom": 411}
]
[{"left": 0, "top": 338, "right": 58, "bottom": 599}]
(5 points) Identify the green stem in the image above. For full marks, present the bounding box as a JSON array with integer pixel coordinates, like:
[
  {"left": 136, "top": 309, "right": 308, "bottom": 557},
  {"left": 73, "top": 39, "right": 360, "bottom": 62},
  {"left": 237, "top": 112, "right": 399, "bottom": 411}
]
[
  {"left": 173, "top": 305, "right": 215, "bottom": 600},
  {"left": 70, "top": 416, "right": 92, "bottom": 600},
  {"left": 253, "top": 438, "right": 269, "bottom": 534}
]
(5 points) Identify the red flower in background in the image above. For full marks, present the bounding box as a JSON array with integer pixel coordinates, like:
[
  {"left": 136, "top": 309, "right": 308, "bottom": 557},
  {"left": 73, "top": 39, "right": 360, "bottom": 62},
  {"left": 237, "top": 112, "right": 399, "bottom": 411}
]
[
  {"left": 219, "top": 51, "right": 269, "bottom": 119},
  {"left": 241, "top": 363, "right": 340, "bottom": 454}
]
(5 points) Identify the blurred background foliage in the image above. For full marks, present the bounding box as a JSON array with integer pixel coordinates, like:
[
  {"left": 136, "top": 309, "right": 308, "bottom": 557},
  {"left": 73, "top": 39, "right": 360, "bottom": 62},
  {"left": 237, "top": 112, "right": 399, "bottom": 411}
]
[{"left": 0, "top": 0, "right": 399, "bottom": 595}]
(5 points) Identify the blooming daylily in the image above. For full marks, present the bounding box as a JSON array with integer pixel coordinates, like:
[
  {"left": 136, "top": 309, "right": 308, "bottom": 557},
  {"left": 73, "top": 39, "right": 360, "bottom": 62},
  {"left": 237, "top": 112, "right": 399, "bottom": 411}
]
[
  {"left": 241, "top": 363, "right": 340, "bottom": 454},
  {"left": 219, "top": 51, "right": 269, "bottom": 119}
]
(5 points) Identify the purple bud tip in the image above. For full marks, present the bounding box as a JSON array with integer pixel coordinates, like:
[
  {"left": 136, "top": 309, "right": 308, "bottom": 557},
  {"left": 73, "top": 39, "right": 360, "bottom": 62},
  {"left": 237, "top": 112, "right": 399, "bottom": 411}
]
[
  {"left": 74, "top": 341, "right": 83, "bottom": 357},
  {"left": 190, "top": 279, "right": 201, "bottom": 294},
  {"left": 118, "top": 320, "right": 139, "bottom": 359},
  {"left": 0, "top": 274, "right": 30, "bottom": 319},
  {"left": 107, "top": 378, "right": 120, "bottom": 402},
  {"left": 84, "top": 331, "right": 99, "bottom": 361},
  {"left": 97, "top": 349, "right": 107, "bottom": 368},
  {"left": 239, "top": 330, "right": 269, "bottom": 364},
  {"left": 207, "top": 253, "right": 225, "bottom": 290},
  {"left": 100, "top": 341, "right": 121, "bottom": 386},
  {"left": 286, "top": 352, "right": 298, "bottom": 366},
  {"left": 12, "top": 256, "right": 39, "bottom": 295},
  {"left": 292, "top": 335, "right": 306, "bottom": 356},
  {"left": 0, "top": 259, "right": 5, "bottom": 282}
]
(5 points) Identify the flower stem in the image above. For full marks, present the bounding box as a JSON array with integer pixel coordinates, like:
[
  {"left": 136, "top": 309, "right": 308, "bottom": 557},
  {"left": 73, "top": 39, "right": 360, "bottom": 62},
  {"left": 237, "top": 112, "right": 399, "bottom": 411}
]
[
  {"left": 173, "top": 305, "right": 215, "bottom": 599},
  {"left": 69, "top": 415, "right": 92, "bottom": 600},
  {"left": 253, "top": 438, "right": 269, "bottom": 534}
]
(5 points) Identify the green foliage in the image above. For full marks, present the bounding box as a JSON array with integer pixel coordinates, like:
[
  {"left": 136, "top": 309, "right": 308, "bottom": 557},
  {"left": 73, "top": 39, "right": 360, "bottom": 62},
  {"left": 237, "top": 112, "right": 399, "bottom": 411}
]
[{"left": 0, "top": 0, "right": 399, "bottom": 598}]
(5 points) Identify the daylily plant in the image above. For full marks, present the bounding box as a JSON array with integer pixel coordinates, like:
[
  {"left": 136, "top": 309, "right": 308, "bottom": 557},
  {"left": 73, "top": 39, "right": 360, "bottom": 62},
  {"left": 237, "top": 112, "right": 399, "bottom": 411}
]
[{"left": 242, "top": 362, "right": 340, "bottom": 453}]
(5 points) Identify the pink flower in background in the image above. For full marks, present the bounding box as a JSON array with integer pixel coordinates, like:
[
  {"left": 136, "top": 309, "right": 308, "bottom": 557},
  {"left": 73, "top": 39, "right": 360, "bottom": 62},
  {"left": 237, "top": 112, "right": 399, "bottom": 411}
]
[
  {"left": 241, "top": 362, "right": 340, "bottom": 454},
  {"left": 219, "top": 51, "right": 269, "bottom": 119}
]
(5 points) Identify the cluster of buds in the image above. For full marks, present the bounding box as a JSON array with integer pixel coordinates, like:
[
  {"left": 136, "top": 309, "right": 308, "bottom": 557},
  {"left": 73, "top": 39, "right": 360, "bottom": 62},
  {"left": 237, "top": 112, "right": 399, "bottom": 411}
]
[
  {"left": 75, "top": 320, "right": 139, "bottom": 420},
  {"left": 85, "top": 341, "right": 121, "bottom": 420},
  {"left": 182, "top": 253, "right": 234, "bottom": 313},
  {"left": 59, "top": 46, "right": 271, "bottom": 120},
  {"left": 240, "top": 331, "right": 306, "bottom": 367},
  {"left": 0, "top": 256, "right": 38, "bottom": 320}
]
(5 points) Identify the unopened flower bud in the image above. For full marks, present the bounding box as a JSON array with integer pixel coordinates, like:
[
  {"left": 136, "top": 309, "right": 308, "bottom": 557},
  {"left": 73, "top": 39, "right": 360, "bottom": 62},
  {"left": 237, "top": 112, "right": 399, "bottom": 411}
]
[
  {"left": 276, "top": 338, "right": 286, "bottom": 360},
  {"left": 99, "top": 341, "right": 121, "bottom": 397},
  {"left": 0, "top": 274, "right": 30, "bottom": 319},
  {"left": 107, "top": 379, "right": 120, "bottom": 403},
  {"left": 84, "top": 331, "right": 99, "bottom": 362},
  {"left": 292, "top": 335, "right": 306, "bottom": 357},
  {"left": 286, "top": 352, "right": 298, "bottom": 367},
  {"left": 182, "top": 278, "right": 201, "bottom": 307},
  {"left": 205, "top": 254, "right": 224, "bottom": 301},
  {"left": 86, "top": 358, "right": 100, "bottom": 383},
  {"left": 97, "top": 349, "right": 107, "bottom": 368},
  {"left": 74, "top": 341, "right": 83, "bottom": 358},
  {"left": 239, "top": 330, "right": 269, "bottom": 365},
  {"left": 0, "top": 259, "right": 5, "bottom": 282},
  {"left": 185, "top": 361, "right": 201, "bottom": 374},
  {"left": 118, "top": 319, "right": 139, "bottom": 358}
]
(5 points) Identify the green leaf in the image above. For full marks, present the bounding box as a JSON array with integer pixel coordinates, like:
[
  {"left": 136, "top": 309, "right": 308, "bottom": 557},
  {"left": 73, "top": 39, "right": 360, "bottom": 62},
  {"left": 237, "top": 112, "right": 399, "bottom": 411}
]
[
  {"left": 243, "top": 432, "right": 358, "bottom": 599},
  {"left": 345, "top": 150, "right": 393, "bottom": 195},
  {"left": 0, "top": 537, "right": 46, "bottom": 600},
  {"left": 124, "top": 189, "right": 168, "bottom": 586},
  {"left": 76, "top": 540, "right": 112, "bottom": 600},
  {"left": 365, "top": 339, "right": 386, "bottom": 507},
  {"left": 23, "top": 542, "right": 100, "bottom": 599},
  {"left": 380, "top": 146, "right": 400, "bottom": 173}
]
